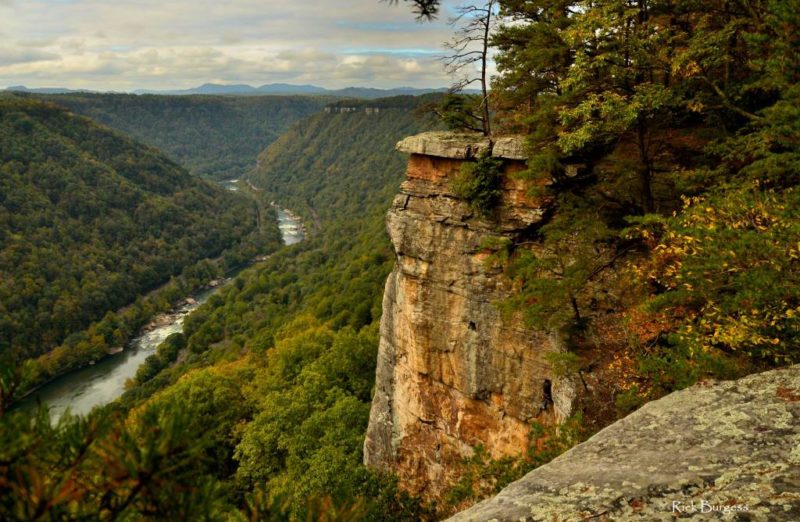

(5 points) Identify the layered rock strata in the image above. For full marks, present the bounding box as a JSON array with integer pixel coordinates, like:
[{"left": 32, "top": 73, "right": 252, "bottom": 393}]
[
  {"left": 448, "top": 364, "right": 800, "bottom": 521},
  {"left": 364, "top": 132, "right": 574, "bottom": 497}
]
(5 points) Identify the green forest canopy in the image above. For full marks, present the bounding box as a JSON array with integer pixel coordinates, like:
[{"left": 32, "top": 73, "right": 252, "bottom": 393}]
[
  {"left": 1, "top": 94, "right": 441, "bottom": 520},
  {"left": 22, "top": 93, "right": 328, "bottom": 180},
  {"left": 0, "top": 96, "right": 274, "bottom": 376},
  {"left": 484, "top": 0, "right": 800, "bottom": 380}
]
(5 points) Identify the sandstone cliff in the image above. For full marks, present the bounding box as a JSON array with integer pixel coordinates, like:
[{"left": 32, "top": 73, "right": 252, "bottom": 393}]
[
  {"left": 448, "top": 364, "right": 800, "bottom": 521},
  {"left": 363, "top": 132, "right": 577, "bottom": 498}
]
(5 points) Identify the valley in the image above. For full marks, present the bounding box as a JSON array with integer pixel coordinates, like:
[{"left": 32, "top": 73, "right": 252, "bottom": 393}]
[
  {"left": 2, "top": 1, "right": 799, "bottom": 518},
  {"left": 15, "top": 207, "right": 305, "bottom": 421},
  {"left": 23, "top": 93, "right": 328, "bottom": 180},
  {"left": 1, "top": 93, "right": 444, "bottom": 521}
]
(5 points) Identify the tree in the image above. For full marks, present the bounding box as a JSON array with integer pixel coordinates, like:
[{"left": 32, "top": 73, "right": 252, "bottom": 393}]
[
  {"left": 554, "top": 0, "right": 693, "bottom": 214},
  {"left": 443, "top": 1, "right": 498, "bottom": 136},
  {"left": 0, "top": 402, "right": 231, "bottom": 520},
  {"left": 627, "top": 0, "right": 800, "bottom": 367},
  {"left": 631, "top": 186, "right": 800, "bottom": 366},
  {"left": 452, "top": 151, "right": 504, "bottom": 215},
  {"left": 388, "top": 0, "right": 441, "bottom": 20},
  {"left": 502, "top": 194, "right": 617, "bottom": 333},
  {"left": 492, "top": 1, "right": 574, "bottom": 126},
  {"left": 491, "top": 1, "right": 576, "bottom": 176},
  {"left": 433, "top": 92, "right": 488, "bottom": 133}
]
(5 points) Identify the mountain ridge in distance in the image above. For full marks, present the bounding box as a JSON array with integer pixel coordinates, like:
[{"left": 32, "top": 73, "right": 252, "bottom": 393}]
[
  {"left": 5, "top": 82, "right": 476, "bottom": 98},
  {"left": 133, "top": 82, "right": 458, "bottom": 98},
  {"left": 5, "top": 85, "right": 99, "bottom": 94}
]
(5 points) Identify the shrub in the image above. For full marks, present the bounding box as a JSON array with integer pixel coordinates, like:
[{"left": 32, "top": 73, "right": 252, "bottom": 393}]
[{"left": 452, "top": 152, "right": 504, "bottom": 217}]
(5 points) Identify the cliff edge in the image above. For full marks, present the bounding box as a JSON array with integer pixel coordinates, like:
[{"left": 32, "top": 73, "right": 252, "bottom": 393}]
[
  {"left": 363, "top": 132, "right": 577, "bottom": 498},
  {"left": 448, "top": 364, "right": 800, "bottom": 521}
]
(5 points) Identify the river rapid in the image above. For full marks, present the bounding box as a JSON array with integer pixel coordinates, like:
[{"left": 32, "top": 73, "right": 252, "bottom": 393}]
[{"left": 17, "top": 208, "right": 304, "bottom": 421}]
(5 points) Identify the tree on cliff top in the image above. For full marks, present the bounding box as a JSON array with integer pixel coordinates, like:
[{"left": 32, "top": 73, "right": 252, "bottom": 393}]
[
  {"left": 443, "top": 0, "right": 498, "bottom": 136},
  {"left": 388, "top": 0, "right": 441, "bottom": 19},
  {"left": 491, "top": 0, "right": 576, "bottom": 180},
  {"left": 390, "top": 0, "right": 495, "bottom": 135}
]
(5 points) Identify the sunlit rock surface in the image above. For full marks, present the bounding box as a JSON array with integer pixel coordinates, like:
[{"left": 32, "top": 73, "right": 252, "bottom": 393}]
[{"left": 364, "top": 132, "right": 573, "bottom": 498}]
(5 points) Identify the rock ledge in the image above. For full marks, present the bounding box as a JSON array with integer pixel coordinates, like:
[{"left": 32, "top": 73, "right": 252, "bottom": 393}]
[{"left": 396, "top": 131, "right": 526, "bottom": 160}]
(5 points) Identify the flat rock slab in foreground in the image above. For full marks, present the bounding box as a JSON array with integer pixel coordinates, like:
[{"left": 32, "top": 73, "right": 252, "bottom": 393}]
[{"left": 448, "top": 365, "right": 800, "bottom": 521}]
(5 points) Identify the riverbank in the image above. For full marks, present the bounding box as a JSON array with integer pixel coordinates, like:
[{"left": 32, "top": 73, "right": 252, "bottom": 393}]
[
  {"left": 11, "top": 279, "right": 226, "bottom": 419},
  {"left": 13, "top": 290, "right": 214, "bottom": 421},
  {"left": 14, "top": 207, "right": 305, "bottom": 420}
]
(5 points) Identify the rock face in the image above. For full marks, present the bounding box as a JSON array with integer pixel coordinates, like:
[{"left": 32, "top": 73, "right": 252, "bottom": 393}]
[
  {"left": 449, "top": 365, "right": 800, "bottom": 521},
  {"left": 364, "top": 132, "right": 573, "bottom": 498}
]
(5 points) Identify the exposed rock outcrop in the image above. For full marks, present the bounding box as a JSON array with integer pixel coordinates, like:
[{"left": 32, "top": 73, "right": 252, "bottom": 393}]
[
  {"left": 364, "top": 132, "right": 574, "bottom": 498},
  {"left": 449, "top": 365, "right": 800, "bottom": 521}
]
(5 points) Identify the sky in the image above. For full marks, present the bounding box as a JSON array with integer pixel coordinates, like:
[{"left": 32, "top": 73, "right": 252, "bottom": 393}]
[{"left": 0, "top": 0, "right": 467, "bottom": 91}]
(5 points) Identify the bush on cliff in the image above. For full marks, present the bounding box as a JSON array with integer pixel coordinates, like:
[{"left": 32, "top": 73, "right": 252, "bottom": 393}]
[{"left": 452, "top": 151, "right": 504, "bottom": 217}]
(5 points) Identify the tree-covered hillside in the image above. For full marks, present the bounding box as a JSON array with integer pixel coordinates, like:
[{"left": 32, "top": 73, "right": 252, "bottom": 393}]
[
  {"left": 24, "top": 93, "right": 327, "bottom": 180},
  {"left": 131, "top": 96, "right": 442, "bottom": 517},
  {"left": 251, "top": 94, "right": 441, "bottom": 225},
  {"left": 0, "top": 95, "right": 440, "bottom": 520},
  {"left": 0, "top": 97, "right": 280, "bottom": 384}
]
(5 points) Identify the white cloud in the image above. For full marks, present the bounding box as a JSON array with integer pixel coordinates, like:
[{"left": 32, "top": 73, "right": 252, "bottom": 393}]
[{"left": 0, "top": 0, "right": 463, "bottom": 90}]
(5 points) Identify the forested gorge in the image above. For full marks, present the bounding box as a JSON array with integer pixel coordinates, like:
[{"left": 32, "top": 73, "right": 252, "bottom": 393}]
[
  {"left": 1, "top": 95, "right": 440, "bottom": 520},
  {"left": 0, "top": 96, "right": 281, "bottom": 400},
  {"left": 133, "top": 97, "right": 442, "bottom": 518},
  {"left": 252, "top": 95, "right": 440, "bottom": 223},
  {"left": 25, "top": 93, "right": 327, "bottom": 179}
]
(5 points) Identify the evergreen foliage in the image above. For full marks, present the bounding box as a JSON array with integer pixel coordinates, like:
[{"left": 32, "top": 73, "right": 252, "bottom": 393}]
[
  {"left": 451, "top": 151, "right": 504, "bottom": 216},
  {"left": 0, "top": 402, "right": 232, "bottom": 519},
  {"left": 502, "top": 194, "right": 616, "bottom": 332},
  {"left": 487, "top": 0, "right": 800, "bottom": 390},
  {"left": 430, "top": 93, "right": 487, "bottom": 133}
]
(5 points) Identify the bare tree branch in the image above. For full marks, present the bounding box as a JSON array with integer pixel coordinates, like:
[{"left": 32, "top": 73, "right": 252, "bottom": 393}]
[
  {"left": 442, "top": 1, "right": 497, "bottom": 136},
  {"left": 384, "top": 0, "right": 441, "bottom": 20}
]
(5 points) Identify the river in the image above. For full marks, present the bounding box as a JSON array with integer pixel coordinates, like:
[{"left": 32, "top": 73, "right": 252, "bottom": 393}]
[
  {"left": 276, "top": 206, "right": 304, "bottom": 245},
  {"left": 17, "top": 207, "right": 304, "bottom": 421}
]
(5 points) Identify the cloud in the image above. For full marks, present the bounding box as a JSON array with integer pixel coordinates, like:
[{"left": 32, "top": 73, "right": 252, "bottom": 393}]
[
  {"left": 0, "top": 0, "right": 461, "bottom": 90},
  {"left": 0, "top": 47, "right": 59, "bottom": 66},
  {"left": 332, "top": 54, "right": 446, "bottom": 86}
]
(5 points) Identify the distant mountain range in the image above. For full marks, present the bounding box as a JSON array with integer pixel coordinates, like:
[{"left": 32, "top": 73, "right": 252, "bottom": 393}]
[
  {"left": 5, "top": 85, "right": 97, "bottom": 94},
  {"left": 4, "top": 83, "right": 471, "bottom": 99}
]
